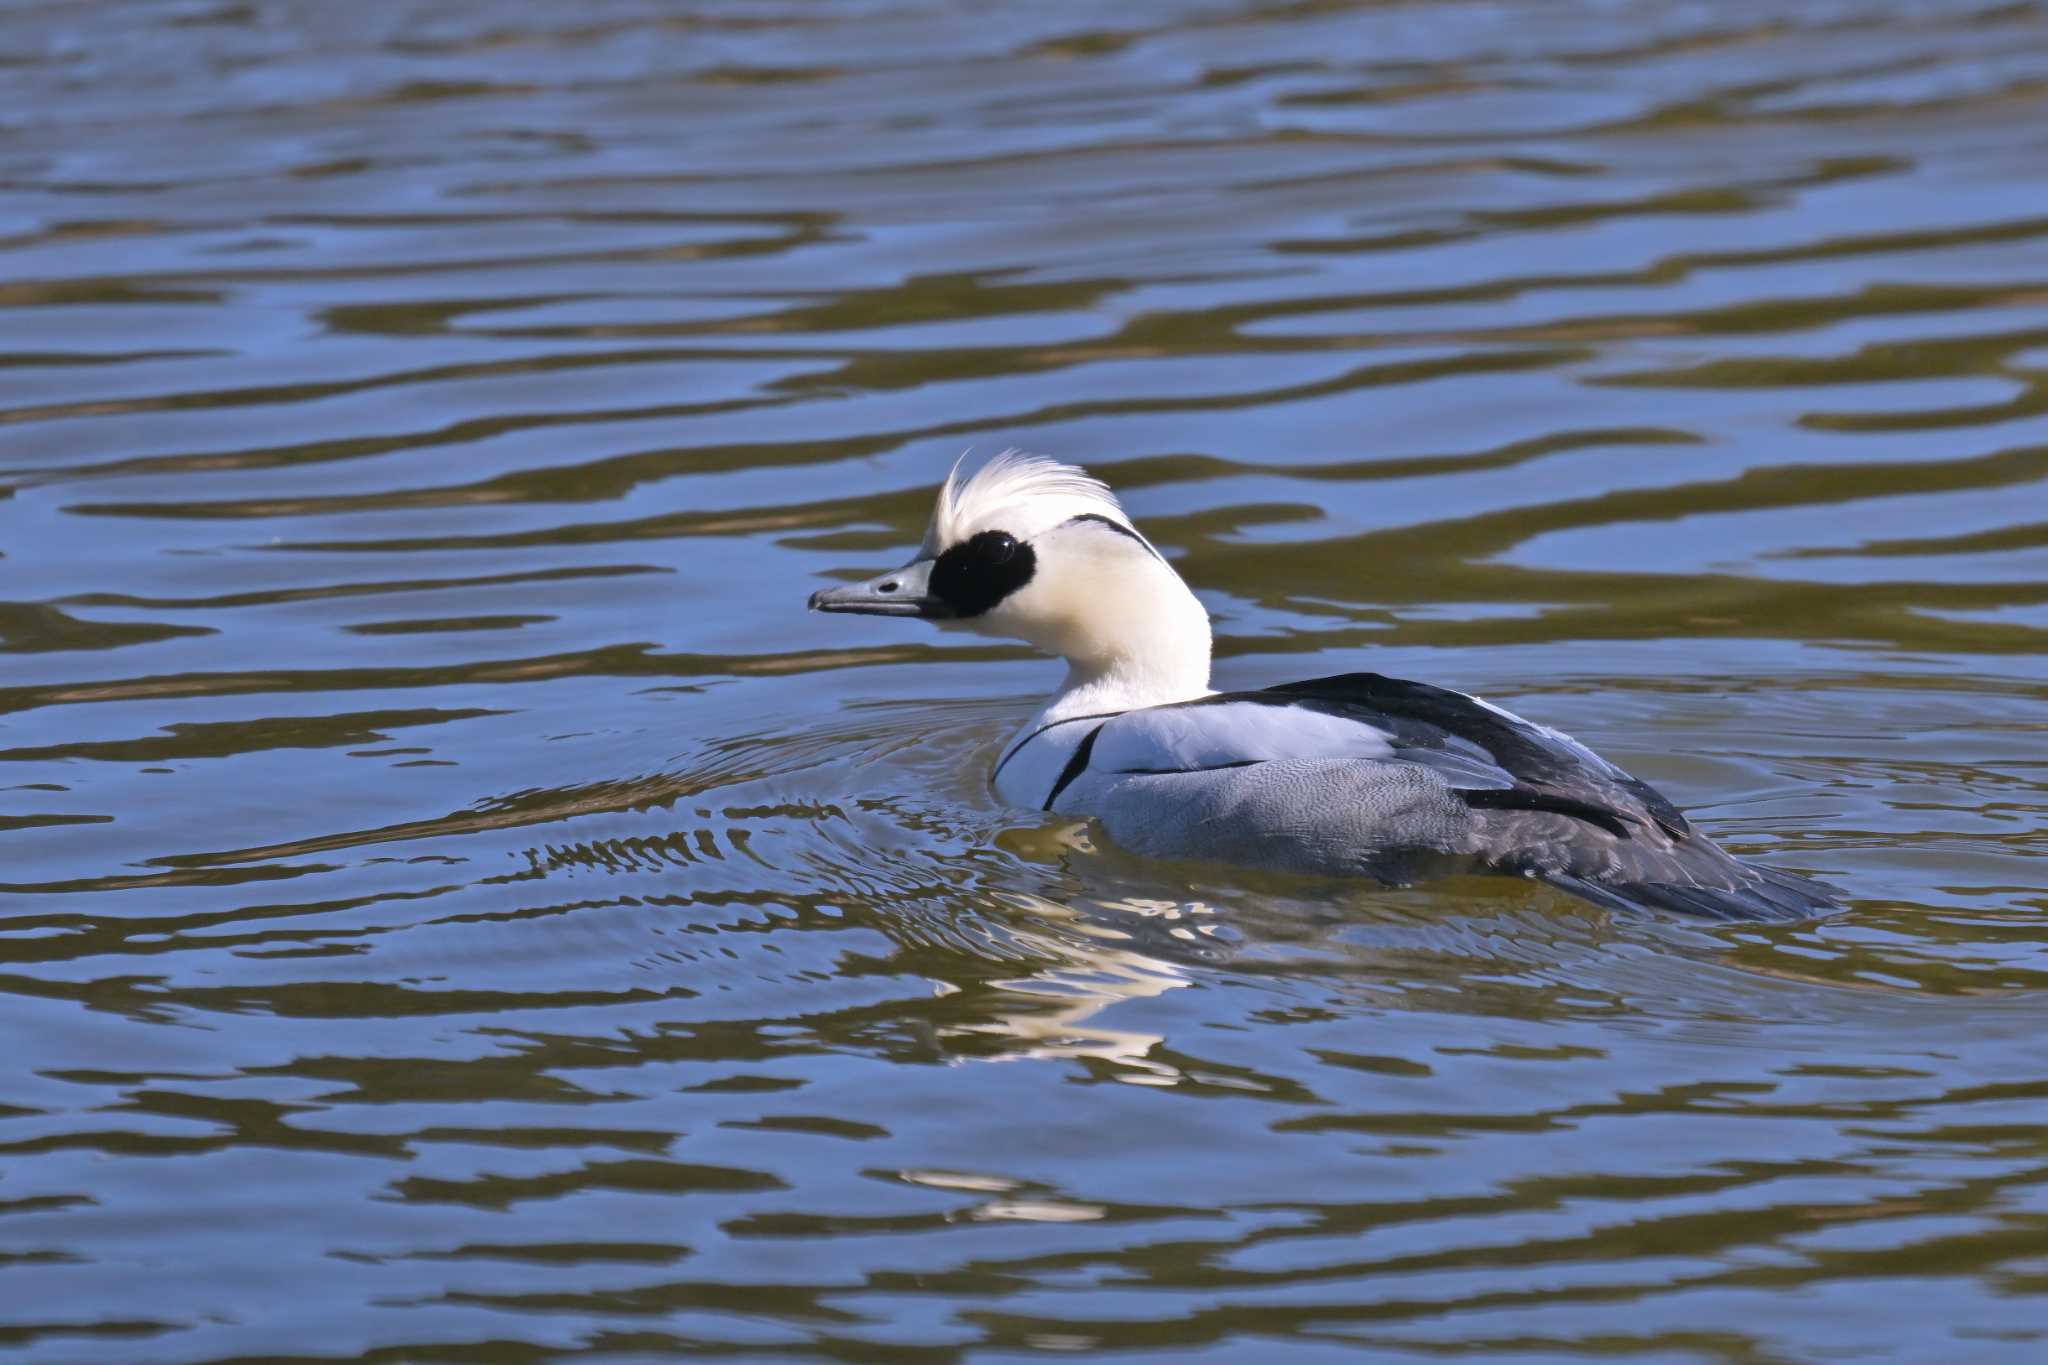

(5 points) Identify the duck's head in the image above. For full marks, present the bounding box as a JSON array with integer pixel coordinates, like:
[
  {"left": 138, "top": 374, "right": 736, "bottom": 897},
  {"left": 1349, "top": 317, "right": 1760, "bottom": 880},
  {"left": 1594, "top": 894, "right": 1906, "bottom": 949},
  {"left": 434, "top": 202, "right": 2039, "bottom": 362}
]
[{"left": 809, "top": 451, "right": 1212, "bottom": 708}]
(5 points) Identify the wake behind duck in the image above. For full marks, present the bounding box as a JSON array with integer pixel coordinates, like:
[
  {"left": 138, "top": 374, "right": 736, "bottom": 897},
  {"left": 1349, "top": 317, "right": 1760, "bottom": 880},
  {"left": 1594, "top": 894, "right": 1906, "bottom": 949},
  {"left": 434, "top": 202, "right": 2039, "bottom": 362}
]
[{"left": 810, "top": 452, "right": 1838, "bottom": 921}]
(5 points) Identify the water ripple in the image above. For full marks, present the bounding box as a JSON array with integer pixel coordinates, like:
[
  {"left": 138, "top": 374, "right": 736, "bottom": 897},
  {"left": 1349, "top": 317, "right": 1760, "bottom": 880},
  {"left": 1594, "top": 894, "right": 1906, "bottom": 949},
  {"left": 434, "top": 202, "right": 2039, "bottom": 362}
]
[{"left": 1, "top": 0, "right": 2046, "bottom": 1359}]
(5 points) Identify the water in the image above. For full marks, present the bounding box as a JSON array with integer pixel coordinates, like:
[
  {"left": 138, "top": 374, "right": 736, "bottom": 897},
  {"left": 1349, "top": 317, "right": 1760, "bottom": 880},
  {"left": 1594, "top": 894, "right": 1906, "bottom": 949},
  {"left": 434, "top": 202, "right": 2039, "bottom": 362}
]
[{"left": 2, "top": 1, "right": 2047, "bottom": 1359}]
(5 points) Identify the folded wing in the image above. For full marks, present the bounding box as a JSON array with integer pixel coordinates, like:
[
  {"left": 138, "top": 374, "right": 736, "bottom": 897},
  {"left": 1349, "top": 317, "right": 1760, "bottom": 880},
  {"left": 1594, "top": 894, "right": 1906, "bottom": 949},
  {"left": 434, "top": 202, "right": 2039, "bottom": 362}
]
[{"left": 1049, "top": 672, "right": 1838, "bottom": 921}]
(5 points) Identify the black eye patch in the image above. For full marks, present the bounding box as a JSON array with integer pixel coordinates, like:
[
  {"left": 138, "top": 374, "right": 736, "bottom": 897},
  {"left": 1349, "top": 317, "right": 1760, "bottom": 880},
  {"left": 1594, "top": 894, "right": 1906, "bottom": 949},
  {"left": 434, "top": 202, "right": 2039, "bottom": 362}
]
[{"left": 929, "top": 530, "right": 1036, "bottom": 618}]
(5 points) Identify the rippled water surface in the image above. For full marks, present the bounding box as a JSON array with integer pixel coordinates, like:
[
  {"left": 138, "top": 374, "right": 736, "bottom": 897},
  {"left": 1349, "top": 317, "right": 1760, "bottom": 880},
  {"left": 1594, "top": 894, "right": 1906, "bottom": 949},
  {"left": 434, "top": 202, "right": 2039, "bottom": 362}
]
[{"left": 4, "top": 1, "right": 2048, "bottom": 1360}]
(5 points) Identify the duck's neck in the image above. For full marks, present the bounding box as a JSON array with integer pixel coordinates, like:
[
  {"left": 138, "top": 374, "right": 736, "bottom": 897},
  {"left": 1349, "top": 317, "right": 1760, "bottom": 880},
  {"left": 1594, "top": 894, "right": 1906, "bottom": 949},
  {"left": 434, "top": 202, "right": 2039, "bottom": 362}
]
[{"left": 1035, "top": 572, "right": 1213, "bottom": 723}]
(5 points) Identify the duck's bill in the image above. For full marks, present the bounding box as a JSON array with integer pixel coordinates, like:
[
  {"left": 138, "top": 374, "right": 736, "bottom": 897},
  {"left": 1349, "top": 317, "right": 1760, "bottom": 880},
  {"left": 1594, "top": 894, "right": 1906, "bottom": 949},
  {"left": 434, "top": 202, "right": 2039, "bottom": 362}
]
[{"left": 807, "top": 559, "right": 957, "bottom": 619}]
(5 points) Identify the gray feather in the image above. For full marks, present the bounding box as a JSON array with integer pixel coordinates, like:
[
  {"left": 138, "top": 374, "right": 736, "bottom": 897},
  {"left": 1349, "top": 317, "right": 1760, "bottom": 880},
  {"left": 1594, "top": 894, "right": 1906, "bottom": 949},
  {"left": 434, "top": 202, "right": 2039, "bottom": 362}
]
[{"left": 1033, "top": 672, "right": 1840, "bottom": 921}]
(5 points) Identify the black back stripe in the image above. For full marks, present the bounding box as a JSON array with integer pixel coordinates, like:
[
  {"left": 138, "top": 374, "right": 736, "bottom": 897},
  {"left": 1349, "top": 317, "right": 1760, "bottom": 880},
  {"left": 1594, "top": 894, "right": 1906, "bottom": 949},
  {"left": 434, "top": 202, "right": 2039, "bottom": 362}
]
[
  {"left": 989, "top": 710, "right": 1127, "bottom": 790},
  {"left": 1216, "top": 671, "right": 1693, "bottom": 841},
  {"left": 1043, "top": 723, "right": 1107, "bottom": 811},
  {"left": 1457, "top": 786, "right": 1639, "bottom": 840},
  {"left": 1062, "top": 513, "right": 1165, "bottom": 562}
]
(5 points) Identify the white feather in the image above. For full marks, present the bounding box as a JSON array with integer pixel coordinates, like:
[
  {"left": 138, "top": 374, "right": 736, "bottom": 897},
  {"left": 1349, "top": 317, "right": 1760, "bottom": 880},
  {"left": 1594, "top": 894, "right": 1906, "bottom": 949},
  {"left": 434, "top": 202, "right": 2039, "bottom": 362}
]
[
  {"left": 923, "top": 449, "right": 1133, "bottom": 553},
  {"left": 1090, "top": 703, "right": 1394, "bottom": 775}
]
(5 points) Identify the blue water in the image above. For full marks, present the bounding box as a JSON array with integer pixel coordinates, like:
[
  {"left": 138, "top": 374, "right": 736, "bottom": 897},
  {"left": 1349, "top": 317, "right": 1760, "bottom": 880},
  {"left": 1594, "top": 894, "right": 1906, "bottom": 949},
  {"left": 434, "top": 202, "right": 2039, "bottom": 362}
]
[{"left": 2, "top": 2, "right": 2047, "bottom": 1360}]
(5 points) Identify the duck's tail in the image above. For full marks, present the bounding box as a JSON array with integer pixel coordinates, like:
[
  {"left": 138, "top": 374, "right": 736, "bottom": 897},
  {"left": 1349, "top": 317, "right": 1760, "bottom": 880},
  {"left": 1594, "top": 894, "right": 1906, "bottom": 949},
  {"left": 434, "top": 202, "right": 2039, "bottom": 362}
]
[{"left": 1541, "top": 861, "right": 1841, "bottom": 922}]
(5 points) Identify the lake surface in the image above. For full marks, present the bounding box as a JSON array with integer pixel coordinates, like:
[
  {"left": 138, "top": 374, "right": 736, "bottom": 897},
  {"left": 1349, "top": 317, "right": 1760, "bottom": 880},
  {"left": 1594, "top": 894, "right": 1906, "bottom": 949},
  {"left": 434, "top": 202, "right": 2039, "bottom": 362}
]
[{"left": 3, "top": 1, "right": 2047, "bottom": 1360}]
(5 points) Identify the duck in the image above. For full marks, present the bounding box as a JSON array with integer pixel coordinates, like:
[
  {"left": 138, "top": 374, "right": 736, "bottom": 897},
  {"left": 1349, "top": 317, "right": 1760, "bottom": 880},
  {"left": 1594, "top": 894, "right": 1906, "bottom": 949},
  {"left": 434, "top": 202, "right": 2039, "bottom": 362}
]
[{"left": 809, "top": 451, "right": 1839, "bottom": 920}]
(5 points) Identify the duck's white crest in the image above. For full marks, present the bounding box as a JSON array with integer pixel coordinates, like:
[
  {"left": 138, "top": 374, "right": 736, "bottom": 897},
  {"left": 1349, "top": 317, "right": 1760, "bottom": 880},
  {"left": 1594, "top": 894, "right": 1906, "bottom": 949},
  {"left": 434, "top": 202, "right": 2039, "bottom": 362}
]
[{"left": 923, "top": 449, "right": 1131, "bottom": 553}]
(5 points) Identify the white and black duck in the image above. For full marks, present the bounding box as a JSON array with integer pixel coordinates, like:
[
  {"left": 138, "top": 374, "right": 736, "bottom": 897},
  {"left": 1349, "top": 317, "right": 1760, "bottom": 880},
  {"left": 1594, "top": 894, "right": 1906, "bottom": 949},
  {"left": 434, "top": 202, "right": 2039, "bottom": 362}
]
[{"left": 810, "top": 452, "right": 1839, "bottom": 921}]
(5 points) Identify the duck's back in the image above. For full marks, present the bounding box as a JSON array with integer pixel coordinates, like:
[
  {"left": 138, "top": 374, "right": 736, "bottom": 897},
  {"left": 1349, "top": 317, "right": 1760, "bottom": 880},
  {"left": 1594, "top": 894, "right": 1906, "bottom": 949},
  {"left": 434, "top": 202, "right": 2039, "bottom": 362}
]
[{"left": 1003, "top": 672, "right": 1837, "bottom": 921}]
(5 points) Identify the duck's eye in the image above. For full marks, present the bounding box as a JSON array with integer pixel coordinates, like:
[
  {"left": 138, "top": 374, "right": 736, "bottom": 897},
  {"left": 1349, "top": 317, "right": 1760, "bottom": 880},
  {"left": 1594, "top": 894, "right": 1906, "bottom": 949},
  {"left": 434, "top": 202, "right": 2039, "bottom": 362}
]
[{"left": 929, "top": 528, "right": 1037, "bottom": 619}]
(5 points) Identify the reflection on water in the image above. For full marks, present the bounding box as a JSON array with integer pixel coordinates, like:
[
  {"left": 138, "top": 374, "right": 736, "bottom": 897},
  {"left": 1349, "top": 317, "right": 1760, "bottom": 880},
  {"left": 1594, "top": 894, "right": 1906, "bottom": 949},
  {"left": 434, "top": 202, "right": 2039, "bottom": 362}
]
[{"left": 2, "top": 0, "right": 2047, "bottom": 1359}]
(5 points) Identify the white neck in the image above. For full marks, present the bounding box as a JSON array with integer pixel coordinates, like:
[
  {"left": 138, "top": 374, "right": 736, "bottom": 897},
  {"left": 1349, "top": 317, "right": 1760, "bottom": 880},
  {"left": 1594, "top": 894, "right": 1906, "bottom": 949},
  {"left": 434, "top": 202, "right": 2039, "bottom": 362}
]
[{"left": 1031, "top": 557, "right": 1213, "bottom": 723}]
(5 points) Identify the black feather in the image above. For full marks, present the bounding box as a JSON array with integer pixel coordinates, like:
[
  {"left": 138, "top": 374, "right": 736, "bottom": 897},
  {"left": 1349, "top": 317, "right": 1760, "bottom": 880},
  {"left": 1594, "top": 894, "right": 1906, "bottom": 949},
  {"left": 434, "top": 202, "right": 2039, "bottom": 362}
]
[
  {"left": 1250, "top": 672, "right": 1696, "bottom": 838},
  {"left": 1043, "top": 723, "right": 1106, "bottom": 810},
  {"left": 1061, "top": 512, "right": 1165, "bottom": 562},
  {"left": 1457, "top": 785, "right": 1639, "bottom": 840},
  {"left": 930, "top": 530, "right": 1035, "bottom": 618},
  {"left": 1542, "top": 866, "right": 1839, "bottom": 922}
]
